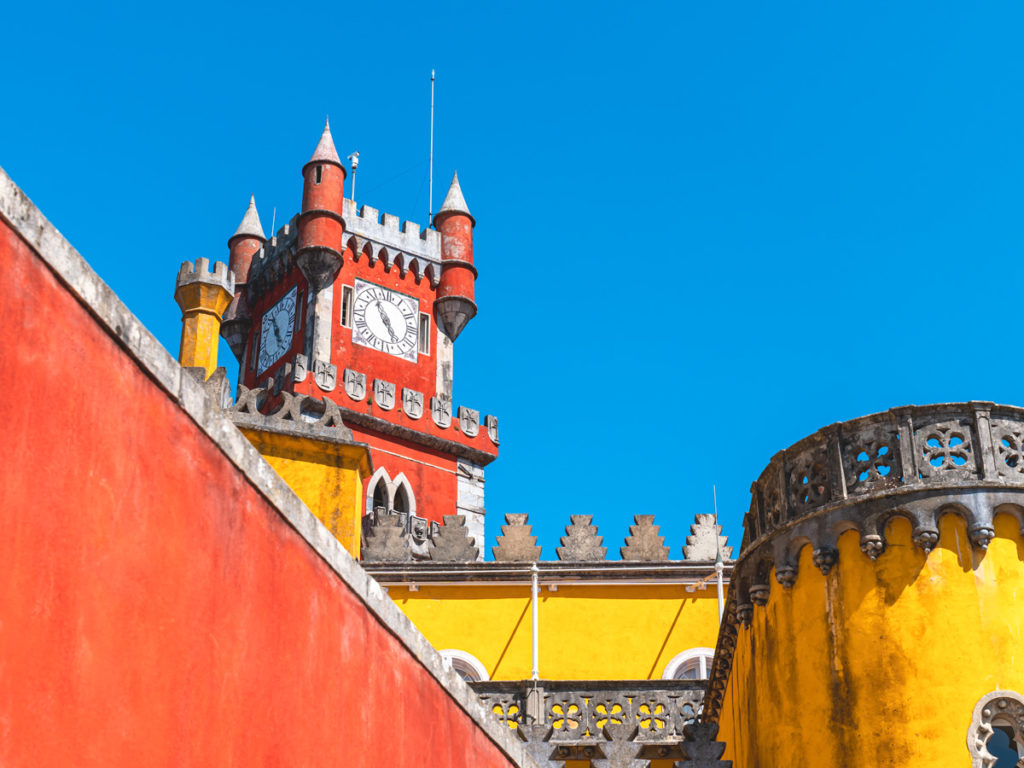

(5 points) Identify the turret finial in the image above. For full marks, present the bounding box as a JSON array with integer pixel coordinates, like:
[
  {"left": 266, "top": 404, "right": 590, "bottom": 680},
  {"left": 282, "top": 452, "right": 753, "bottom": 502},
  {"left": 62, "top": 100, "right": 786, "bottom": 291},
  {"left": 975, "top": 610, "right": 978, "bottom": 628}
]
[
  {"left": 231, "top": 195, "right": 265, "bottom": 241},
  {"left": 434, "top": 171, "right": 473, "bottom": 224},
  {"left": 307, "top": 117, "right": 342, "bottom": 167}
]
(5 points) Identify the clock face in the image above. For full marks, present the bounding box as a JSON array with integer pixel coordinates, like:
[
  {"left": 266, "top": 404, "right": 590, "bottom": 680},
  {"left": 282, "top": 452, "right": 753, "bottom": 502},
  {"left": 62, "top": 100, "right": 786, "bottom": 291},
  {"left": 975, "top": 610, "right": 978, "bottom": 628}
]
[
  {"left": 257, "top": 286, "right": 297, "bottom": 374},
  {"left": 351, "top": 279, "right": 419, "bottom": 361}
]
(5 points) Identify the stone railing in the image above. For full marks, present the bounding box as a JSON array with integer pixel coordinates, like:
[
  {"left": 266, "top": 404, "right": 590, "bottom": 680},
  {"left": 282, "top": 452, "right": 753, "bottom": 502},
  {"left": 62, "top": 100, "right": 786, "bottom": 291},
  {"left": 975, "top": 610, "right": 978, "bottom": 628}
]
[
  {"left": 704, "top": 401, "right": 1024, "bottom": 723},
  {"left": 470, "top": 679, "right": 729, "bottom": 767},
  {"left": 741, "top": 402, "right": 1024, "bottom": 563}
]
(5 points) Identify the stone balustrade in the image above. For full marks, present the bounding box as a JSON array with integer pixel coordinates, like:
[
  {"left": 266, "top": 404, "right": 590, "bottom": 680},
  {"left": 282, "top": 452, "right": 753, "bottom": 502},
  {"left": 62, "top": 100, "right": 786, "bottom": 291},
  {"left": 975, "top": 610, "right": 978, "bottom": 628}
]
[{"left": 470, "top": 679, "right": 727, "bottom": 767}]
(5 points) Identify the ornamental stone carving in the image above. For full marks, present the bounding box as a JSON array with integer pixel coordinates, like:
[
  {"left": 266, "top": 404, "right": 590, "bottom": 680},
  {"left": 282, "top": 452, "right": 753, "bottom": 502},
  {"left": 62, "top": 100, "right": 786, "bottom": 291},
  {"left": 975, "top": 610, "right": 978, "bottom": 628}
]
[
  {"left": 458, "top": 406, "right": 479, "bottom": 437},
  {"left": 373, "top": 379, "right": 395, "bottom": 410},
  {"left": 486, "top": 414, "right": 499, "bottom": 444},
  {"left": 313, "top": 358, "right": 336, "bottom": 392},
  {"left": 620, "top": 515, "right": 669, "bottom": 561},
  {"left": 343, "top": 368, "right": 365, "bottom": 400},
  {"left": 968, "top": 690, "right": 1024, "bottom": 768},
  {"left": 431, "top": 393, "right": 452, "bottom": 428},
  {"left": 492, "top": 513, "right": 541, "bottom": 561},
  {"left": 402, "top": 388, "right": 424, "bottom": 419},
  {"left": 292, "top": 353, "right": 308, "bottom": 383},
  {"left": 683, "top": 514, "right": 732, "bottom": 560},
  {"left": 428, "top": 514, "right": 479, "bottom": 562},
  {"left": 557, "top": 515, "right": 607, "bottom": 561},
  {"left": 471, "top": 679, "right": 713, "bottom": 768}
]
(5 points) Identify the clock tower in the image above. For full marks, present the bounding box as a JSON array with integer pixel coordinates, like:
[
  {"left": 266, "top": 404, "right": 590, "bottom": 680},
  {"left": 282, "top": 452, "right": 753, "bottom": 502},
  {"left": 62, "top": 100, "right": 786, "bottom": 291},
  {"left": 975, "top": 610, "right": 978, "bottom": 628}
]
[{"left": 222, "top": 121, "right": 498, "bottom": 557}]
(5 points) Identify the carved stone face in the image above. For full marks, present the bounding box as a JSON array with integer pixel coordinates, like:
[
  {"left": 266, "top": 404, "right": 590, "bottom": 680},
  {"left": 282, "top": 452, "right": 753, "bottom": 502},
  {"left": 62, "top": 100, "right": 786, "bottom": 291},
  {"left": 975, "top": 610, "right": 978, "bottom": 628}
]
[{"left": 410, "top": 516, "right": 429, "bottom": 544}]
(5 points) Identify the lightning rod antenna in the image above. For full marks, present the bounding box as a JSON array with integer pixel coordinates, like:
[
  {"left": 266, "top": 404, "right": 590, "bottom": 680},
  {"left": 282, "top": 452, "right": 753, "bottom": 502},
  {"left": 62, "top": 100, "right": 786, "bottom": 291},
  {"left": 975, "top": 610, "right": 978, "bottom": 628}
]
[
  {"left": 271, "top": 207, "right": 276, "bottom": 238},
  {"left": 713, "top": 484, "right": 725, "bottom": 623},
  {"left": 428, "top": 68, "right": 435, "bottom": 226}
]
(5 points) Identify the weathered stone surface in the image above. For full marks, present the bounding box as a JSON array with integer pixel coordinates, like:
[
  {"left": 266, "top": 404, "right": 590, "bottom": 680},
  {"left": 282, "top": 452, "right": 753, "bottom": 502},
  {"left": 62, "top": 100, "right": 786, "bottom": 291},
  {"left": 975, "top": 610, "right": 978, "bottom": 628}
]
[
  {"left": 429, "top": 514, "right": 479, "bottom": 562},
  {"left": 676, "top": 722, "right": 732, "bottom": 767},
  {"left": 620, "top": 515, "right": 669, "bottom": 561},
  {"left": 557, "top": 515, "right": 607, "bottom": 561},
  {"left": 682, "top": 514, "right": 732, "bottom": 561},
  {"left": 362, "top": 510, "right": 409, "bottom": 562},
  {"left": 492, "top": 513, "right": 542, "bottom": 561}
]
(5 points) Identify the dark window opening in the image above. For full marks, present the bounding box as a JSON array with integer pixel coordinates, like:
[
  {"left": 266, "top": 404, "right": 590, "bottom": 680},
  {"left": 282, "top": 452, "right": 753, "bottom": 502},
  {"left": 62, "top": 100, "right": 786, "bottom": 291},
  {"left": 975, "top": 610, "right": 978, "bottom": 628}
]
[
  {"left": 372, "top": 481, "right": 387, "bottom": 515},
  {"left": 341, "top": 285, "right": 354, "bottom": 327},
  {"left": 314, "top": 165, "right": 322, "bottom": 184},
  {"left": 990, "top": 725, "right": 1021, "bottom": 767},
  {"left": 393, "top": 484, "right": 410, "bottom": 516},
  {"left": 418, "top": 313, "right": 430, "bottom": 355}
]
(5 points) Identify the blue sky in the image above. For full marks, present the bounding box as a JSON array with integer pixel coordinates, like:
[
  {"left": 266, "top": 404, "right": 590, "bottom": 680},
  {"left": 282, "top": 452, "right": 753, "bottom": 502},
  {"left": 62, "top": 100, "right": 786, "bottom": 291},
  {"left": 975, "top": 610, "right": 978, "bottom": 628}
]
[{"left": 4, "top": 2, "right": 1024, "bottom": 558}]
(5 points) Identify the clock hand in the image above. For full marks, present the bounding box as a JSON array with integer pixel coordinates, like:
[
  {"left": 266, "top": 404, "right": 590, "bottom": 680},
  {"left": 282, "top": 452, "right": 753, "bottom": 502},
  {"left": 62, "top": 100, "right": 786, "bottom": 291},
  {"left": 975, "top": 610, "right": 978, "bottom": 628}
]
[
  {"left": 270, "top": 315, "right": 283, "bottom": 346},
  {"left": 374, "top": 301, "right": 400, "bottom": 342}
]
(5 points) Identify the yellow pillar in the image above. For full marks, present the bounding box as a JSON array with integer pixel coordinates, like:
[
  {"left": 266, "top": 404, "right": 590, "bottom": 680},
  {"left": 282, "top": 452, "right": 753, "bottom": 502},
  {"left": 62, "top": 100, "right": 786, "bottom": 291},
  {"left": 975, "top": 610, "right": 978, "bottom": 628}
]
[
  {"left": 174, "top": 258, "right": 235, "bottom": 379},
  {"left": 237, "top": 426, "right": 372, "bottom": 559}
]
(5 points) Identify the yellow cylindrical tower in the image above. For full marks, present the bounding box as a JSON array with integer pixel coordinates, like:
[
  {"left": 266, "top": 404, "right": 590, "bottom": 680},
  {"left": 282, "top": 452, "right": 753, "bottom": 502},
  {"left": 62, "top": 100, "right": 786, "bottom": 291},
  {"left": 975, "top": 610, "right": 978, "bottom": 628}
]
[
  {"left": 174, "top": 258, "right": 235, "bottom": 378},
  {"left": 707, "top": 402, "right": 1024, "bottom": 768}
]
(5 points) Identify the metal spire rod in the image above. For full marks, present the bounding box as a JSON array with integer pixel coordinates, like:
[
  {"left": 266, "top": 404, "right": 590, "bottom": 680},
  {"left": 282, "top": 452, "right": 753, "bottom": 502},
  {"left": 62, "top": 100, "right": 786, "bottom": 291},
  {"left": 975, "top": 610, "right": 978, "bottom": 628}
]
[
  {"left": 714, "top": 484, "right": 725, "bottom": 623},
  {"left": 428, "top": 69, "right": 435, "bottom": 226}
]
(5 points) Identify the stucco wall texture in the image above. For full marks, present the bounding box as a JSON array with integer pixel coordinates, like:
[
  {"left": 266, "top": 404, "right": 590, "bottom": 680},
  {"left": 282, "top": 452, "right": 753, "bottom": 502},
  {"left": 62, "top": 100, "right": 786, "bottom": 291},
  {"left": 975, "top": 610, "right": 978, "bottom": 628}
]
[
  {"left": 718, "top": 515, "right": 1024, "bottom": 767},
  {"left": 391, "top": 585, "right": 722, "bottom": 681},
  {"left": 0, "top": 212, "right": 517, "bottom": 766}
]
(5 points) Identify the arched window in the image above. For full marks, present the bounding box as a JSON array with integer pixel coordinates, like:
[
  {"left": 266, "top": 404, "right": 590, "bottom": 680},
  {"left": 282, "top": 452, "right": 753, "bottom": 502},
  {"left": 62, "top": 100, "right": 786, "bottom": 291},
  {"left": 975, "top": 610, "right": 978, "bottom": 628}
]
[
  {"left": 371, "top": 479, "right": 387, "bottom": 515},
  {"left": 438, "top": 650, "right": 489, "bottom": 683},
  {"left": 969, "top": 691, "right": 1024, "bottom": 767},
  {"left": 662, "top": 648, "right": 716, "bottom": 681},
  {"left": 393, "top": 483, "right": 410, "bottom": 516}
]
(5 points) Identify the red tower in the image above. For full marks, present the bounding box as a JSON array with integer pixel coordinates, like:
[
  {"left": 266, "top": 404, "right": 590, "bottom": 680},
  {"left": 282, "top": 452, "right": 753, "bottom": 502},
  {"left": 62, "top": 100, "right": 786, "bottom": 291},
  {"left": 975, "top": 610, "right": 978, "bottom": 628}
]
[
  {"left": 227, "top": 123, "right": 498, "bottom": 557},
  {"left": 221, "top": 196, "right": 266, "bottom": 359}
]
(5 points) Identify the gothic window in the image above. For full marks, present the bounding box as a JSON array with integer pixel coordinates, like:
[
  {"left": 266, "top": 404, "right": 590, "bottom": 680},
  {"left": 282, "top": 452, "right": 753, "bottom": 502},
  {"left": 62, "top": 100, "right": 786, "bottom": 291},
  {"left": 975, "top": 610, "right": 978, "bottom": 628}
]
[
  {"left": 969, "top": 691, "right": 1024, "bottom": 767},
  {"left": 662, "top": 648, "right": 715, "bottom": 681},
  {"left": 371, "top": 478, "right": 387, "bottom": 515},
  {"left": 439, "top": 650, "right": 489, "bottom": 683},
  {"left": 393, "top": 484, "right": 410, "bottom": 516}
]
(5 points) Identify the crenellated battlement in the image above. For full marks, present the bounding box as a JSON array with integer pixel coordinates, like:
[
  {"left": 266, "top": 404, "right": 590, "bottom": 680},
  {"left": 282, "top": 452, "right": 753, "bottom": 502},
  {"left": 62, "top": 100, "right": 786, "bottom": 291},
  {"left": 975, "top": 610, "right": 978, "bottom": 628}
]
[
  {"left": 176, "top": 257, "right": 234, "bottom": 294},
  {"left": 245, "top": 201, "right": 444, "bottom": 300},
  {"left": 342, "top": 199, "right": 441, "bottom": 264}
]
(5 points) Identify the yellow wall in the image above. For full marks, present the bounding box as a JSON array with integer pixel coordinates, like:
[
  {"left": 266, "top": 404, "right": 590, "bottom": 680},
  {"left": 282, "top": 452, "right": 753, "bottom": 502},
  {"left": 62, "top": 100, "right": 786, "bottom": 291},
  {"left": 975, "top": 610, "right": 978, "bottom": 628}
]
[
  {"left": 389, "top": 583, "right": 722, "bottom": 681},
  {"left": 239, "top": 427, "right": 371, "bottom": 558},
  {"left": 718, "top": 513, "right": 1024, "bottom": 767}
]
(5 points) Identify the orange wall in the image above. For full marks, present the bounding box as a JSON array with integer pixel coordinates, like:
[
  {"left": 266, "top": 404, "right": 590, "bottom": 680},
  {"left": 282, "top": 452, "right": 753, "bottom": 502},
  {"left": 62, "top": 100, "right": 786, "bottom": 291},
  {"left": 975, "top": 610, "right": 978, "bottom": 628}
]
[{"left": 0, "top": 210, "right": 516, "bottom": 767}]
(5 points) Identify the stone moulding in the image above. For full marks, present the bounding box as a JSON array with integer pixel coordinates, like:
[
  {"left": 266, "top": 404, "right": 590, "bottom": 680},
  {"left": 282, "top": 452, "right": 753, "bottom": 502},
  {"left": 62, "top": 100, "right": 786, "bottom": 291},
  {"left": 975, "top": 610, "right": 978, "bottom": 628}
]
[
  {"left": 968, "top": 690, "right": 1024, "bottom": 768},
  {"left": 702, "top": 401, "right": 1024, "bottom": 724}
]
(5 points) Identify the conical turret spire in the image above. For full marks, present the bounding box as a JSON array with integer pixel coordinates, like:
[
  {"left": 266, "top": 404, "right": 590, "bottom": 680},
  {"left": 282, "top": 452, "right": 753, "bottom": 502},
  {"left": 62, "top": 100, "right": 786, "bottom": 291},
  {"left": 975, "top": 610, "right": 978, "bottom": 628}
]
[
  {"left": 307, "top": 117, "right": 342, "bottom": 167},
  {"left": 231, "top": 195, "right": 265, "bottom": 241},
  {"left": 435, "top": 171, "right": 473, "bottom": 223}
]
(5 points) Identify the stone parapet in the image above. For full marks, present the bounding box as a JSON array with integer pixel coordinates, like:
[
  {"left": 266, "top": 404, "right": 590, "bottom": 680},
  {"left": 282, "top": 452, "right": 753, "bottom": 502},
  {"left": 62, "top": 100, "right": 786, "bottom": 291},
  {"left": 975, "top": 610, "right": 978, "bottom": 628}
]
[
  {"left": 471, "top": 679, "right": 722, "bottom": 767},
  {"left": 704, "top": 401, "right": 1024, "bottom": 722}
]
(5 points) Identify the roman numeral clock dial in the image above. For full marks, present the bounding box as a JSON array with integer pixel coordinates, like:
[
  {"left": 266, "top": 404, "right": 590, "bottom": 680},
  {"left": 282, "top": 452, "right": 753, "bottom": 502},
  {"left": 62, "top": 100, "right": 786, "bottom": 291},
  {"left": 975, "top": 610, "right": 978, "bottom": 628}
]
[{"left": 351, "top": 279, "right": 419, "bottom": 362}]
